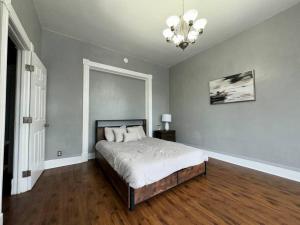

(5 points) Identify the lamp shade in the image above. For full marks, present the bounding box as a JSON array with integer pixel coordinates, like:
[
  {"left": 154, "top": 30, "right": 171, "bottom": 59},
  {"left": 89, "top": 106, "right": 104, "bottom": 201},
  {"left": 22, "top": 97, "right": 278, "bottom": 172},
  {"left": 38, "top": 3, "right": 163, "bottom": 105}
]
[{"left": 162, "top": 114, "right": 172, "bottom": 122}]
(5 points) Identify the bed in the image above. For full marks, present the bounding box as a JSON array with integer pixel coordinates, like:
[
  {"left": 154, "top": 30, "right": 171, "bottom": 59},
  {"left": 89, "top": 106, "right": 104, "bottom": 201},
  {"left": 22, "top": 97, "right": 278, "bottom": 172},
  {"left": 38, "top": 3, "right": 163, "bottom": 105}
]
[{"left": 94, "top": 119, "right": 208, "bottom": 210}]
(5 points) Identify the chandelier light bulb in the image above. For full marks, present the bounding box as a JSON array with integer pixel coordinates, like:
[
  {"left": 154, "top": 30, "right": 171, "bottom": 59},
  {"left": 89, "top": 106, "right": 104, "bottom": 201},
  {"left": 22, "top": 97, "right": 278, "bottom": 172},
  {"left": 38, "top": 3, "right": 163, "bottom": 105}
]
[
  {"left": 193, "top": 18, "right": 207, "bottom": 31},
  {"left": 173, "top": 35, "right": 184, "bottom": 45},
  {"left": 163, "top": 28, "right": 174, "bottom": 39},
  {"left": 188, "top": 30, "right": 198, "bottom": 42},
  {"left": 183, "top": 9, "right": 198, "bottom": 25},
  {"left": 166, "top": 16, "right": 180, "bottom": 29}
]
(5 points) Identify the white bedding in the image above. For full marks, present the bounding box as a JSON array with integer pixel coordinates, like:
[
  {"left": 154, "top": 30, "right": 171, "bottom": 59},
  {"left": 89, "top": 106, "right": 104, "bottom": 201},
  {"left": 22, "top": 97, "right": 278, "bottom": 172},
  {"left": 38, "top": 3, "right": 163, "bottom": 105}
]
[{"left": 95, "top": 137, "right": 208, "bottom": 188}]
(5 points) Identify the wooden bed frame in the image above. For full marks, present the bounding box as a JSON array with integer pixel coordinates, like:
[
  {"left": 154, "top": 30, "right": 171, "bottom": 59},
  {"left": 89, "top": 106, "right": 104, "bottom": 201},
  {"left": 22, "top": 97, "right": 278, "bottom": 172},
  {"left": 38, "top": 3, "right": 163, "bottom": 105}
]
[{"left": 95, "top": 119, "right": 207, "bottom": 210}]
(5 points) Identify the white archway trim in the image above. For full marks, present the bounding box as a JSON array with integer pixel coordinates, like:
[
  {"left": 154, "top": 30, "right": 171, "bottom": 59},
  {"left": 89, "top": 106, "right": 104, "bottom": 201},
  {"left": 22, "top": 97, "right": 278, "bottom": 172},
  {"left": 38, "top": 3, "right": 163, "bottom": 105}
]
[
  {"left": 0, "top": 0, "right": 35, "bottom": 200},
  {"left": 0, "top": 4, "right": 10, "bottom": 224},
  {"left": 0, "top": 0, "right": 35, "bottom": 223},
  {"left": 82, "top": 59, "right": 153, "bottom": 162},
  {"left": 5, "top": 0, "right": 32, "bottom": 51}
]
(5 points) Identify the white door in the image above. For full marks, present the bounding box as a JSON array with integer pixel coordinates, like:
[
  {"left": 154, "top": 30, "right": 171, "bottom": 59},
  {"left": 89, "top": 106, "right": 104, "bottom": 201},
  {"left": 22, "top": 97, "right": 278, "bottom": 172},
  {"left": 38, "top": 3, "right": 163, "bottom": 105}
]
[{"left": 28, "top": 52, "right": 47, "bottom": 188}]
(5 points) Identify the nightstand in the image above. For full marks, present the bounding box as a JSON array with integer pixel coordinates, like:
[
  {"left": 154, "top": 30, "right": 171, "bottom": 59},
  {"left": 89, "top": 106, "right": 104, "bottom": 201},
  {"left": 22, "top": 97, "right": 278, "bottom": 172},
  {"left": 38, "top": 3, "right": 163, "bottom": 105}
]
[{"left": 153, "top": 130, "right": 176, "bottom": 142}]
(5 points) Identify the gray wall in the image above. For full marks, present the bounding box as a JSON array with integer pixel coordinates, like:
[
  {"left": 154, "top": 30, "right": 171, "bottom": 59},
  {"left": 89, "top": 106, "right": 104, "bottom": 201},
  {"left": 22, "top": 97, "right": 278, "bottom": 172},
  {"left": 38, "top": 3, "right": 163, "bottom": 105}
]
[
  {"left": 41, "top": 29, "right": 169, "bottom": 160},
  {"left": 170, "top": 4, "right": 300, "bottom": 171},
  {"left": 11, "top": 0, "right": 42, "bottom": 55},
  {"left": 89, "top": 71, "right": 145, "bottom": 152}
]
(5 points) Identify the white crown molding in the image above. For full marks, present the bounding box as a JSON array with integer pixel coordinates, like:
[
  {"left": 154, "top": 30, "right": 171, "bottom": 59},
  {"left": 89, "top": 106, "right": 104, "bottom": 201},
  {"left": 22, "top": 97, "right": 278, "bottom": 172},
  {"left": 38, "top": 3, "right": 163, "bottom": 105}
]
[
  {"left": 205, "top": 150, "right": 300, "bottom": 182},
  {"left": 42, "top": 27, "right": 167, "bottom": 69}
]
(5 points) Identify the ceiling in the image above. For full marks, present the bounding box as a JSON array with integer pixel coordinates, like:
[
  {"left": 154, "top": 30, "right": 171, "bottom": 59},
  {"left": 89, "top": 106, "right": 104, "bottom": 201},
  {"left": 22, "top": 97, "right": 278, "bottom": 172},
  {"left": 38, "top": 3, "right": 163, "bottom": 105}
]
[{"left": 33, "top": 0, "right": 300, "bottom": 67}]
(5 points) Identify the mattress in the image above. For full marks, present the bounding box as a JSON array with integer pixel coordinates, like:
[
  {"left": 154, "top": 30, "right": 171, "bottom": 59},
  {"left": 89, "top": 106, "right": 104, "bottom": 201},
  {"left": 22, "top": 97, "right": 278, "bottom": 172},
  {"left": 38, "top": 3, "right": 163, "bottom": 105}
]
[{"left": 95, "top": 137, "right": 208, "bottom": 188}]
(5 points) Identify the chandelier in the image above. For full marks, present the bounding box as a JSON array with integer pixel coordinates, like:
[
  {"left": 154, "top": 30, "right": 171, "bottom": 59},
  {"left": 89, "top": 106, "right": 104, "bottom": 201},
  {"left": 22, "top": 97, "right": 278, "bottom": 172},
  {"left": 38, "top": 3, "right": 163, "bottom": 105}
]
[{"left": 162, "top": 0, "right": 207, "bottom": 50}]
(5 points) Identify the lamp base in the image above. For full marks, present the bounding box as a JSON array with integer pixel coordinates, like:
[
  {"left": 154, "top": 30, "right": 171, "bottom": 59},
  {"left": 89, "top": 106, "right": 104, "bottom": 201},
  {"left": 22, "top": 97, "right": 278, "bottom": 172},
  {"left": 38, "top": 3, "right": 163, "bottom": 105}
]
[{"left": 164, "top": 122, "right": 169, "bottom": 131}]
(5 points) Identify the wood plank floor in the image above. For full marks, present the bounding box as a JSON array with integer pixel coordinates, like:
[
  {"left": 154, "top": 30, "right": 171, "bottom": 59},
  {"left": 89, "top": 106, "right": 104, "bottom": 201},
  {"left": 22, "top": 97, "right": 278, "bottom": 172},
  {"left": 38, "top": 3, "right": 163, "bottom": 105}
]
[{"left": 3, "top": 159, "right": 300, "bottom": 225}]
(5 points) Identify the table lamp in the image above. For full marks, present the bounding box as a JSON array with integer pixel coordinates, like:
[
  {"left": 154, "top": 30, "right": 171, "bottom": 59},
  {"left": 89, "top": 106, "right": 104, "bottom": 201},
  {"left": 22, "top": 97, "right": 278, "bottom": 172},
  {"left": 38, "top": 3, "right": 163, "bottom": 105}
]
[{"left": 162, "top": 114, "right": 172, "bottom": 131}]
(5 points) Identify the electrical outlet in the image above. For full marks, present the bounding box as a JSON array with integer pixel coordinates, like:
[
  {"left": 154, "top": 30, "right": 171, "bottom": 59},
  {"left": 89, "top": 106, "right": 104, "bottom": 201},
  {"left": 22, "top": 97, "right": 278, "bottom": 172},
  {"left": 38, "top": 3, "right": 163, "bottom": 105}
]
[{"left": 57, "top": 151, "right": 62, "bottom": 157}]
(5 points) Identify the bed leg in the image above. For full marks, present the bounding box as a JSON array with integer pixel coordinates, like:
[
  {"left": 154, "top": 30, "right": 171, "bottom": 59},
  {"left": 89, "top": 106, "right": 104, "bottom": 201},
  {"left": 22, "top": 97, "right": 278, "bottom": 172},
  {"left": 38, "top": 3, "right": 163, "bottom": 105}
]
[
  {"left": 204, "top": 161, "right": 207, "bottom": 176},
  {"left": 129, "top": 187, "right": 135, "bottom": 211}
]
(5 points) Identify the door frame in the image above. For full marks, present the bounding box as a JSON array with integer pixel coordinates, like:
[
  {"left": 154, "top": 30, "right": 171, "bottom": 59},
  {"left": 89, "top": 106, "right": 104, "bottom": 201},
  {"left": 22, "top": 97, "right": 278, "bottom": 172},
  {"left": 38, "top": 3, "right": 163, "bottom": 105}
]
[
  {"left": 82, "top": 59, "right": 153, "bottom": 162},
  {"left": 0, "top": 0, "right": 34, "bottom": 222}
]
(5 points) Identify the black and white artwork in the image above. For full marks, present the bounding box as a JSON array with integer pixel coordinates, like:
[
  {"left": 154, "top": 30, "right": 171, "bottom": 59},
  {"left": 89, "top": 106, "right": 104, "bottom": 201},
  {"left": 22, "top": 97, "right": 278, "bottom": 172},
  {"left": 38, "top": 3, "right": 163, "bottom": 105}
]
[{"left": 209, "top": 70, "right": 255, "bottom": 105}]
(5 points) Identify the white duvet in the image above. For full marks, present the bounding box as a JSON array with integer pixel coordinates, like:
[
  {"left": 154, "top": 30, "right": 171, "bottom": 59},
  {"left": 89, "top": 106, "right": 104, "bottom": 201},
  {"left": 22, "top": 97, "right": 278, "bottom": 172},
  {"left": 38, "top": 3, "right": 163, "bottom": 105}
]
[{"left": 95, "top": 137, "right": 208, "bottom": 188}]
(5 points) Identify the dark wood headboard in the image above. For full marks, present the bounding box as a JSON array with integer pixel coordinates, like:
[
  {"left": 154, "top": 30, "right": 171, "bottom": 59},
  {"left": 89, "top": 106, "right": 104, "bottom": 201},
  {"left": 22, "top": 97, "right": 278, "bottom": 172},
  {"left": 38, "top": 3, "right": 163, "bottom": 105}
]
[{"left": 95, "top": 119, "right": 146, "bottom": 143}]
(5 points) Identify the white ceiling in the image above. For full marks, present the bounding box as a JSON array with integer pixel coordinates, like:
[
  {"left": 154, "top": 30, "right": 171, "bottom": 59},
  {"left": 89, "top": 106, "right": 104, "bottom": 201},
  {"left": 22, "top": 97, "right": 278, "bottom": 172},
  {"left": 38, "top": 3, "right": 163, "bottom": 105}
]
[{"left": 33, "top": 0, "right": 300, "bottom": 67}]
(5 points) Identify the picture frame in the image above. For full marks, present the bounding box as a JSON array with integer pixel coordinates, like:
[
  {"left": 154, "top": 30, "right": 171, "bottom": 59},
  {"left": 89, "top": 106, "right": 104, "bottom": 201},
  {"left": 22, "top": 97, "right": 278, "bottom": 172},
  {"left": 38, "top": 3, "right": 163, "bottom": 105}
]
[{"left": 209, "top": 70, "right": 256, "bottom": 105}]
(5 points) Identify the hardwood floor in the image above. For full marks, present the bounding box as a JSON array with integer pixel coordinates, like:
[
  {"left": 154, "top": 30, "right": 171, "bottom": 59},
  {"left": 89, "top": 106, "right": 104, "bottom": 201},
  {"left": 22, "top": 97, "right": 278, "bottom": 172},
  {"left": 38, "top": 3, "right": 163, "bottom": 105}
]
[{"left": 3, "top": 159, "right": 300, "bottom": 225}]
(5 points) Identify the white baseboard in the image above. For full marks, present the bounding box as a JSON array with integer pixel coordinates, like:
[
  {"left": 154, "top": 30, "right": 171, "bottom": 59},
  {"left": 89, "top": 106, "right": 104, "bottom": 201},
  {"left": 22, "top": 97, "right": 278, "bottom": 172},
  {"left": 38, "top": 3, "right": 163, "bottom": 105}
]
[
  {"left": 44, "top": 153, "right": 96, "bottom": 170},
  {"left": 205, "top": 150, "right": 300, "bottom": 182},
  {"left": 44, "top": 155, "right": 83, "bottom": 170},
  {"left": 11, "top": 178, "right": 17, "bottom": 195},
  {"left": 88, "top": 152, "right": 95, "bottom": 160},
  {"left": 43, "top": 149, "right": 300, "bottom": 183}
]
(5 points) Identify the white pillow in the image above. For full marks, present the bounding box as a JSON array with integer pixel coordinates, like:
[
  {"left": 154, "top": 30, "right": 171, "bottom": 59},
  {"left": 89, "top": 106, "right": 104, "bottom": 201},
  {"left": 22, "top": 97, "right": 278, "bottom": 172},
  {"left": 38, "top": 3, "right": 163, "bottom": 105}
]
[
  {"left": 112, "top": 126, "right": 126, "bottom": 142},
  {"left": 104, "top": 127, "right": 114, "bottom": 142},
  {"left": 123, "top": 132, "right": 139, "bottom": 142},
  {"left": 126, "top": 126, "right": 140, "bottom": 139},
  {"left": 137, "top": 126, "right": 146, "bottom": 138},
  {"left": 127, "top": 126, "right": 146, "bottom": 139}
]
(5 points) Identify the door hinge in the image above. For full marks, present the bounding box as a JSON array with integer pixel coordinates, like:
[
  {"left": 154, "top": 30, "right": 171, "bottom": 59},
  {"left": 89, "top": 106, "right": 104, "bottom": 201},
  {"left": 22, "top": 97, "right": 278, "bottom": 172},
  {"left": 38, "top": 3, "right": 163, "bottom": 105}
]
[
  {"left": 25, "top": 64, "right": 35, "bottom": 72},
  {"left": 23, "top": 116, "right": 32, "bottom": 124},
  {"left": 22, "top": 170, "right": 31, "bottom": 178}
]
